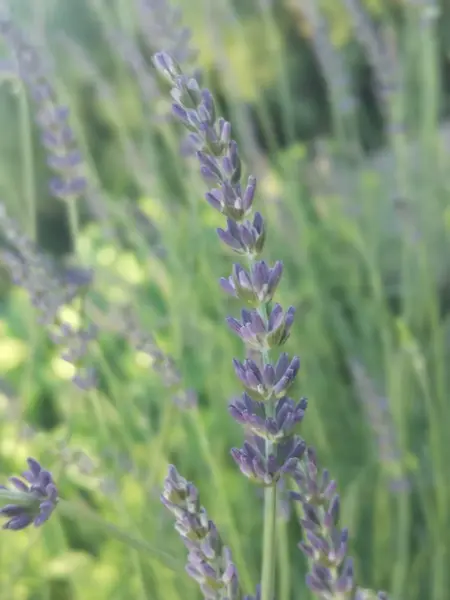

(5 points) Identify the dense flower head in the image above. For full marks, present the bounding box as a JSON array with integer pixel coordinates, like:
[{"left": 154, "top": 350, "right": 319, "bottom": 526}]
[
  {"left": 0, "top": 458, "right": 58, "bottom": 530},
  {"left": 161, "top": 465, "right": 242, "bottom": 599},
  {"left": 220, "top": 261, "right": 283, "bottom": 306},
  {"left": 226, "top": 305, "right": 296, "bottom": 352}
]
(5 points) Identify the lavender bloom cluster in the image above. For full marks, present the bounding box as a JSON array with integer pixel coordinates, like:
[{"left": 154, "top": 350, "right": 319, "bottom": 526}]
[
  {"left": 0, "top": 204, "right": 96, "bottom": 389},
  {"left": 162, "top": 465, "right": 242, "bottom": 599},
  {"left": 0, "top": 458, "right": 58, "bottom": 530},
  {"left": 0, "top": 14, "right": 87, "bottom": 202},
  {"left": 152, "top": 52, "right": 389, "bottom": 600}
]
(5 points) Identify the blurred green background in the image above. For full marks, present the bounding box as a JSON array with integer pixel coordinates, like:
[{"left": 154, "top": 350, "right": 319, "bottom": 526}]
[{"left": 1, "top": 0, "right": 450, "bottom": 598}]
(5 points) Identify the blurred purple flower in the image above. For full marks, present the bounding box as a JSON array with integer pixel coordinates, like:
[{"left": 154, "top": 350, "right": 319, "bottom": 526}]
[{"left": 0, "top": 458, "right": 58, "bottom": 530}]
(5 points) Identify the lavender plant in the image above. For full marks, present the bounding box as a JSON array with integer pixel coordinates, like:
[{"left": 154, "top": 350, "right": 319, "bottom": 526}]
[
  {"left": 151, "top": 52, "right": 389, "bottom": 600},
  {"left": 0, "top": 4, "right": 407, "bottom": 599}
]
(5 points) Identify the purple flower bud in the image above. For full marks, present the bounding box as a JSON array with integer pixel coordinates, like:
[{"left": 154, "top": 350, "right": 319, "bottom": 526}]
[
  {"left": 226, "top": 305, "right": 295, "bottom": 351},
  {"left": 152, "top": 51, "right": 181, "bottom": 82},
  {"left": 0, "top": 458, "right": 58, "bottom": 530}
]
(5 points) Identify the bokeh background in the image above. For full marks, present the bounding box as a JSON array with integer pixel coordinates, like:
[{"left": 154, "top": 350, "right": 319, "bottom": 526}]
[{"left": 1, "top": 0, "right": 450, "bottom": 598}]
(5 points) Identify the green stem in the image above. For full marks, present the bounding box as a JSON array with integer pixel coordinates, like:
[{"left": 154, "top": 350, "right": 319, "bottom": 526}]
[
  {"left": 261, "top": 484, "right": 277, "bottom": 600},
  {"left": 258, "top": 323, "right": 277, "bottom": 600},
  {"left": 277, "top": 515, "right": 291, "bottom": 600},
  {"left": 18, "top": 85, "right": 36, "bottom": 239},
  {"left": 18, "top": 82, "right": 39, "bottom": 427}
]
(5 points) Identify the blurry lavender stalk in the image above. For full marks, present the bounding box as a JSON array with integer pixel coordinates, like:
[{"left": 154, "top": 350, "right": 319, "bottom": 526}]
[
  {"left": 161, "top": 465, "right": 242, "bottom": 599},
  {"left": 290, "top": 0, "right": 356, "bottom": 116},
  {"left": 350, "top": 360, "right": 409, "bottom": 492},
  {"left": 0, "top": 14, "right": 87, "bottom": 203},
  {"left": 340, "top": 0, "right": 402, "bottom": 133},
  {"left": 118, "top": 305, "right": 197, "bottom": 409},
  {"left": 293, "top": 448, "right": 388, "bottom": 600},
  {"left": 135, "top": 0, "right": 202, "bottom": 157},
  {"left": 0, "top": 458, "right": 58, "bottom": 530},
  {"left": 0, "top": 203, "right": 97, "bottom": 389},
  {"left": 137, "top": 0, "right": 198, "bottom": 67},
  {"left": 105, "top": 28, "right": 159, "bottom": 107}
]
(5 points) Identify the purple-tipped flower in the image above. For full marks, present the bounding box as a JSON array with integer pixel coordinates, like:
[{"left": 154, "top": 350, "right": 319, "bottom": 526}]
[
  {"left": 161, "top": 466, "right": 242, "bottom": 599},
  {"left": 0, "top": 458, "right": 58, "bottom": 530},
  {"left": 204, "top": 177, "right": 256, "bottom": 222},
  {"left": 233, "top": 353, "right": 300, "bottom": 400},
  {"left": 220, "top": 261, "right": 283, "bottom": 306},
  {"left": 226, "top": 304, "right": 295, "bottom": 351},
  {"left": 217, "top": 213, "right": 266, "bottom": 257}
]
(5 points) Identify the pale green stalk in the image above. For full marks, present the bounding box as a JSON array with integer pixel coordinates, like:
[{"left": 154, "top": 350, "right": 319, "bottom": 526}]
[
  {"left": 277, "top": 514, "right": 291, "bottom": 600},
  {"left": 17, "top": 83, "right": 39, "bottom": 411}
]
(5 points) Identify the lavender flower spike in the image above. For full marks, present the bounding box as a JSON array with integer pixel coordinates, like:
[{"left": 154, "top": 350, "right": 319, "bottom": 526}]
[
  {"left": 0, "top": 15, "right": 87, "bottom": 203},
  {"left": 292, "top": 448, "right": 388, "bottom": 599},
  {"left": 0, "top": 458, "right": 58, "bottom": 530},
  {"left": 155, "top": 48, "right": 391, "bottom": 600},
  {"left": 161, "top": 465, "right": 242, "bottom": 599}
]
